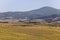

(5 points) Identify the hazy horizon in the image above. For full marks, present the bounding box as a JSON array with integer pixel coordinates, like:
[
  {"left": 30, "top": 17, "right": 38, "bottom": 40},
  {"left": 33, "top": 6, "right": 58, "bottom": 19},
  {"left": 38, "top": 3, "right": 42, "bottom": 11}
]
[{"left": 0, "top": 0, "right": 60, "bottom": 12}]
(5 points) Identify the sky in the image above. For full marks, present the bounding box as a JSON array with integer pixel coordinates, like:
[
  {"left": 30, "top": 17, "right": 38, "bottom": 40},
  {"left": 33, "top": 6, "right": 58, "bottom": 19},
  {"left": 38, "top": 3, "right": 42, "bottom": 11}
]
[{"left": 0, "top": 0, "right": 60, "bottom": 12}]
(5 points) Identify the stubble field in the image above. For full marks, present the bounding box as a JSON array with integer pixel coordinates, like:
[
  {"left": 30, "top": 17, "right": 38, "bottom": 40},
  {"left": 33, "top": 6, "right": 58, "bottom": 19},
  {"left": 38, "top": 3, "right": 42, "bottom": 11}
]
[{"left": 0, "top": 23, "right": 60, "bottom": 40}]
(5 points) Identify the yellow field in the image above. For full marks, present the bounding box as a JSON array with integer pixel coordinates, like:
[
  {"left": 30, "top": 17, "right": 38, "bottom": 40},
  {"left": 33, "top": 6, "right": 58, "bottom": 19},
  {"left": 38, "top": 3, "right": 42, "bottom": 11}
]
[{"left": 0, "top": 23, "right": 60, "bottom": 40}]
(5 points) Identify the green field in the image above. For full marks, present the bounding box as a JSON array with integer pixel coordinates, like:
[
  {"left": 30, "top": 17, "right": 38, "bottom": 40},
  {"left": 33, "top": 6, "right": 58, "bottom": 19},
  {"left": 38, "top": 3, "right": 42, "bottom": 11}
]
[{"left": 0, "top": 23, "right": 60, "bottom": 40}]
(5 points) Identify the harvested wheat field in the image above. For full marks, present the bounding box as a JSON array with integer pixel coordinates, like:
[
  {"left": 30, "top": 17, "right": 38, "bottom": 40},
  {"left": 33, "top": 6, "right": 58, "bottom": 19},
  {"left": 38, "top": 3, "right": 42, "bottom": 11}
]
[{"left": 0, "top": 23, "right": 60, "bottom": 40}]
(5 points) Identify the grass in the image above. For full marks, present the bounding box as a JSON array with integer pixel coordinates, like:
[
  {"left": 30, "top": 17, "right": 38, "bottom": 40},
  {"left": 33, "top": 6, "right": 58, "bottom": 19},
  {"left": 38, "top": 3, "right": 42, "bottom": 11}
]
[{"left": 0, "top": 23, "right": 60, "bottom": 40}]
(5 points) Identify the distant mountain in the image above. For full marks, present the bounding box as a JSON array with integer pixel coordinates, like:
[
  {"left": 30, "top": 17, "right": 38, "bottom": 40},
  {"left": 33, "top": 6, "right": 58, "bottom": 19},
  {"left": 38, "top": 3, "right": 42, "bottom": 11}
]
[{"left": 0, "top": 6, "right": 60, "bottom": 22}]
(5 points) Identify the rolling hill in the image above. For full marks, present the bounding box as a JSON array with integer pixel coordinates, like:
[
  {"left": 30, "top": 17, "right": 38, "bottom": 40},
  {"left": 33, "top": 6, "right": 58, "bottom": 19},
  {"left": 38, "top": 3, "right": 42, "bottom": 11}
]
[{"left": 0, "top": 6, "right": 60, "bottom": 22}]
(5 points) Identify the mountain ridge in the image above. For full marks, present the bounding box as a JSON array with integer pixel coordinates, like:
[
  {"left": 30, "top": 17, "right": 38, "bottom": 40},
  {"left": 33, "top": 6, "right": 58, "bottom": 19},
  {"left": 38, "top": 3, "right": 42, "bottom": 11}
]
[{"left": 0, "top": 6, "right": 60, "bottom": 22}]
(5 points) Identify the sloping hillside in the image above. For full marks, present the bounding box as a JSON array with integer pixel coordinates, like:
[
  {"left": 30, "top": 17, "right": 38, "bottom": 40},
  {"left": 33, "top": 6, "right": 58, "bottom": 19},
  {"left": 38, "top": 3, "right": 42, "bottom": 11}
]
[{"left": 0, "top": 7, "right": 60, "bottom": 22}]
